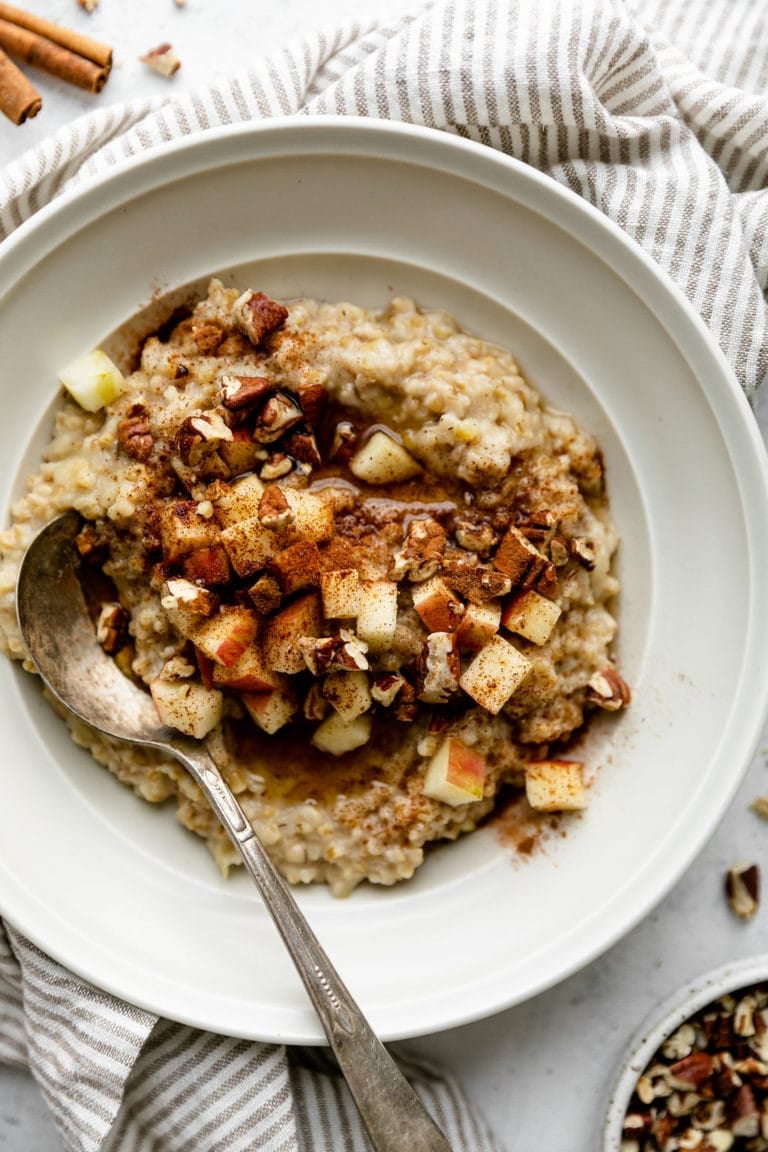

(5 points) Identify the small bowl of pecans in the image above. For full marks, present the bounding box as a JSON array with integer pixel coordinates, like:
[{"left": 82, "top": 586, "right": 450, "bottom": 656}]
[{"left": 604, "top": 955, "right": 768, "bottom": 1151}]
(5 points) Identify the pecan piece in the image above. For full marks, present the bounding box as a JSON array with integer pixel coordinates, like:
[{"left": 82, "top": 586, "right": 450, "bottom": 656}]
[
  {"left": 454, "top": 519, "right": 497, "bottom": 556},
  {"left": 569, "top": 537, "right": 596, "bottom": 570},
  {"left": 283, "top": 429, "right": 322, "bottom": 467},
  {"left": 299, "top": 630, "right": 369, "bottom": 675},
  {"left": 232, "top": 290, "right": 289, "bottom": 346},
  {"left": 117, "top": 406, "right": 153, "bottom": 461},
  {"left": 295, "top": 383, "right": 328, "bottom": 423},
  {"left": 329, "top": 421, "right": 359, "bottom": 464},
  {"left": 441, "top": 560, "right": 511, "bottom": 604},
  {"left": 391, "top": 518, "right": 446, "bottom": 582},
  {"left": 96, "top": 602, "right": 129, "bottom": 654},
  {"left": 260, "top": 452, "right": 293, "bottom": 480},
  {"left": 140, "top": 42, "right": 181, "bottom": 77},
  {"left": 258, "top": 486, "right": 294, "bottom": 531},
  {"left": 726, "top": 863, "right": 760, "bottom": 920},
  {"left": 252, "top": 393, "right": 304, "bottom": 444},
  {"left": 416, "top": 632, "right": 461, "bottom": 704},
  {"left": 219, "top": 374, "right": 273, "bottom": 411},
  {"left": 585, "top": 668, "right": 631, "bottom": 711},
  {"left": 176, "top": 410, "right": 233, "bottom": 466}
]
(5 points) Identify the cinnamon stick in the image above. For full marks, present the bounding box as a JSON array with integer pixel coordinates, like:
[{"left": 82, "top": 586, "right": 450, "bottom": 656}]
[
  {"left": 0, "top": 17, "right": 110, "bottom": 92},
  {"left": 0, "top": 42, "right": 40, "bottom": 122},
  {"left": 0, "top": 3, "right": 112, "bottom": 67}
]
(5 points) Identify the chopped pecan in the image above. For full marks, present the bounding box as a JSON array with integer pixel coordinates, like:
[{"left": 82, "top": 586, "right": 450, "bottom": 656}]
[
  {"left": 75, "top": 522, "right": 106, "bottom": 560},
  {"left": 453, "top": 519, "right": 497, "bottom": 556},
  {"left": 117, "top": 406, "right": 153, "bottom": 461},
  {"left": 391, "top": 518, "right": 446, "bottom": 581},
  {"left": 329, "top": 421, "right": 359, "bottom": 464},
  {"left": 549, "top": 536, "right": 570, "bottom": 567},
  {"left": 303, "top": 681, "right": 329, "bottom": 722},
  {"left": 394, "top": 679, "right": 418, "bottom": 722},
  {"left": 140, "top": 42, "right": 181, "bottom": 77},
  {"left": 441, "top": 559, "right": 511, "bottom": 604},
  {"left": 96, "top": 601, "right": 129, "bottom": 654},
  {"left": 258, "top": 486, "right": 294, "bottom": 531},
  {"left": 726, "top": 863, "right": 760, "bottom": 920},
  {"left": 370, "top": 673, "right": 406, "bottom": 707},
  {"left": 585, "top": 668, "right": 631, "bottom": 711},
  {"left": 299, "top": 630, "right": 369, "bottom": 675},
  {"left": 161, "top": 577, "right": 218, "bottom": 616},
  {"left": 283, "top": 429, "right": 322, "bottom": 467},
  {"left": 232, "top": 290, "right": 289, "bottom": 346},
  {"left": 295, "top": 383, "right": 328, "bottom": 423},
  {"left": 260, "top": 452, "right": 294, "bottom": 480},
  {"left": 668, "top": 1052, "right": 714, "bottom": 1089},
  {"left": 176, "top": 410, "right": 233, "bottom": 466},
  {"left": 569, "top": 537, "right": 596, "bottom": 570},
  {"left": 517, "top": 510, "right": 558, "bottom": 547},
  {"left": 219, "top": 374, "right": 273, "bottom": 411},
  {"left": 252, "top": 393, "right": 304, "bottom": 444}
]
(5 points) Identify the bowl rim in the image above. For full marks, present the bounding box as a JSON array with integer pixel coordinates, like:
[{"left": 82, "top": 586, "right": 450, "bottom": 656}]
[{"left": 603, "top": 953, "right": 768, "bottom": 1149}]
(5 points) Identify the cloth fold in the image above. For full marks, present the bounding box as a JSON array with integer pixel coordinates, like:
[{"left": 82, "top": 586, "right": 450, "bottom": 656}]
[{"left": 2, "top": 0, "right": 768, "bottom": 1148}]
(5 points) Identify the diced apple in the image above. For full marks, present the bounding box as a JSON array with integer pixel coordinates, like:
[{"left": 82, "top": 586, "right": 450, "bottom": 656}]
[
  {"left": 159, "top": 501, "right": 221, "bottom": 562},
  {"left": 213, "top": 474, "right": 266, "bottom": 527},
  {"left": 242, "top": 688, "right": 298, "bottom": 735},
  {"left": 320, "top": 569, "right": 361, "bottom": 619},
  {"left": 311, "top": 711, "right": 373, "bottom": 756},
  {"left": 211, "top": 644, "right": 288, "bottom": 693},
  {"left": 219, "top": 427, "right": 262, "bottom": 476},
  {"left": 422, "top": 736, "right": 487, "bottom": 806},
  {"left": 220, "top": 516, "right": 276, "bottom": 577},
  {"left": 501, "top": 589, "right": 561, "bottom": 646},
  {"left": 191, "top": 605, "right": 259, "bottom": 667},
  {"left": 356, "top": 580, "right": 398, "bottom": 650},
  {"left": 411, "top": 576, "right": 464, "bottom": 633},
  {"left": 322, "top": 670, "right": 372, "bottom": 722},
  {"left": 455, "top": 600, "right": 501, "bottom": 652},
  {"left": 348, "top": 431, "right": 421, "bottom": 485},
  {"left": 283, "top": 489, "right": 335, "bottom": 543},
  {"left": 459, "top": 634, "right": 531, "bottom": 714},
  {"left": 262, "top": 591, "right": 324, "bottom": 673},
  {"left": 59, "top": 348, "right": 124, "bottom": 412},
  {"left": 150, "top": 677, "right": 224, "bottom": 739},
  {"left": 524, "top": 759, "right": 587, "bottom": 812}
]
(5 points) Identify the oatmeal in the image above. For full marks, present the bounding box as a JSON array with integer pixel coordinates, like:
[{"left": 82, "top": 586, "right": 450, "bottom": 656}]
[{"left": 0, "top": 280, "right": 629, "bottom": 895}]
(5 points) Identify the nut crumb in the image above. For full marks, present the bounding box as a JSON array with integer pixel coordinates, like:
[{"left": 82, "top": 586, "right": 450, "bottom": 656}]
[
  {"left": 725, "top": 862, "right": 760, "bottom": 920},
  {"left": 140, "top": 43, "right": 182, "bottom": 77}
]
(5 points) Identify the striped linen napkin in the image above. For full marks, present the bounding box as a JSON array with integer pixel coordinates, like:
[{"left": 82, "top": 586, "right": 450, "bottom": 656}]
[{"left": 2, "top": 0, "right": 768, "bottom": 1148}]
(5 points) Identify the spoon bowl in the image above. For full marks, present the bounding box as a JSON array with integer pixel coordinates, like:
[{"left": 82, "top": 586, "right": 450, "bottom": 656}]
[{"left": 16, "top": 509, "right": 452, "bottom": 1152}]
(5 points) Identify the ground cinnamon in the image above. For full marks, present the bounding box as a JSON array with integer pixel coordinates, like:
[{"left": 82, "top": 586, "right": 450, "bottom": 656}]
[
  {"left": 0, "top": 42, "right": 40, "bottom": 122},
  {"left": 0, "top": 17, "right": 109, "bottom": 91},
  {"left": 0, "top": 3, "right": 111, "bottom": 67}
]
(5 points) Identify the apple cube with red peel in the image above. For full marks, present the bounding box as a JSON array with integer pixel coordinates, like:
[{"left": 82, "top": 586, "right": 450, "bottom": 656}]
[
  {"left": 320, "top": 569, "right": 361, "bottom": 619},
  {"left": 422, "top": 737, "right": 486, "bottom": 806},
  {"left": 348, "top": 430, "right": 421, "bottom": 484},
  {"left": 459, "top": 634, "right": 531, "bottom": 714},
  {"left": 455, "top": 600, "right": 501, "bottom": 652},
  {"left": 356, "top": 580, "right": 398, "bottom": 650},
  {"left": 150, "top": 677, "right": 224, "bottom": 739},
  {"left": 524, "top": 759, "right": 586, "bottom": 811},
  {"left": 411, "top": 576, "right": 464, "bottom": 633},
  {"left": 283, "top": 489, "right": 335, "bottom": 543},
  {"left": 242, "top": 689, "right": 298, "bottom": 735},
  {"left": 220, "top": 516, "right": 276, "bottom": 577},
  {"left": 159, "top": 501, "right": 221, "bottom": 562},
  {"left": 322, "top": 671, "right": 372, "bottom": 722},
  {"left": 311, "top": 711, "right": 372, "bottom": 756},
  {"left": 191, "top": 605, "right": 259, "bottom": 667},
  {"left": 211, "top": 644, "right": 288, "bottom": 693},
  {"left": 213, "top": 474, "right": 266, "bottom": 527},
  {"left": 262, "top": 592, "right": 324, "bottom": 674},
  {"left": 502, "top": 589, "right": 561, "bottom": 646}
]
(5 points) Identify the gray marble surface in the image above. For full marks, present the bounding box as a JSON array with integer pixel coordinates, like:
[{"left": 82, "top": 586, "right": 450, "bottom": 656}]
[{"left": 2, "top": 2, "right": 768, "bottom": 1149}]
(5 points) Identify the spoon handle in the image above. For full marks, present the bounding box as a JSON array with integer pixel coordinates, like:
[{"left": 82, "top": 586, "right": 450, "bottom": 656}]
[{"left": 172, "top": 738, "right": 453, "bottom": 1152}]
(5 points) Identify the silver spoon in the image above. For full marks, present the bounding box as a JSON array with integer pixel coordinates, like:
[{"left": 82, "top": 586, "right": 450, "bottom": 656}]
[{"left": 17, "top": 509, "right": 453, "bottom": 1152}]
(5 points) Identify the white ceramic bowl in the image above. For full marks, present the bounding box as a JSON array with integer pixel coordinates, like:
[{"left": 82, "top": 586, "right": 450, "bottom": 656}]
[
  {"left": 603, "top": 954, "right": 768, "bottom": 1149},
  {"left": 2, "top": 118, "right": 768, "bottom": 1044}
]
